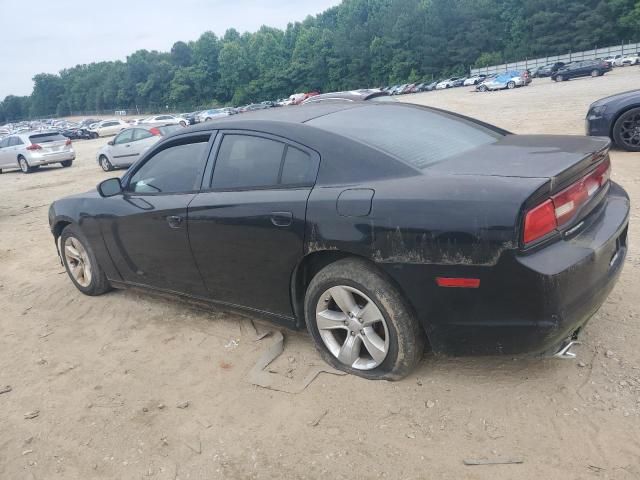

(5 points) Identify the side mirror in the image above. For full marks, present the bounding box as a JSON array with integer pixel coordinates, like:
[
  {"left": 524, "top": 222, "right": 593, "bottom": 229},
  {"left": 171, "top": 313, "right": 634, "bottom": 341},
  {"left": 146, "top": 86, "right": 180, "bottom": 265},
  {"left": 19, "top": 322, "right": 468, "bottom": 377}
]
[
  {"left": 97, "top": 178, "right": 123, "bottom": 198},
  {"left": 107, "top": 140, "right": 115, "bottom": 146}
]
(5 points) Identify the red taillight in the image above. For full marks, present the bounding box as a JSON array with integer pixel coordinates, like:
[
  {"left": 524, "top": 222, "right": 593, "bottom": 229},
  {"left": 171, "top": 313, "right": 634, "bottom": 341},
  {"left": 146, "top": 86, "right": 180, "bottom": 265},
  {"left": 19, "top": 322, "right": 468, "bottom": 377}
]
[
  {"left": 149, "top": 127, "right": 161, "bottom": 136},
  {"left": 436, "top": 277, "right": 481, "bottom": 288},
  {"left": 27, "top": 144, "right": 42, "bottom": 151},
  {"left": 65, "top": 139, "right": 72, "bottom": 146},
  {"left": 523, "top": 199, "right": 557, "bottom": 244},
  {"left": 523, "top": 158, "right": 611, "bottom": 245}
]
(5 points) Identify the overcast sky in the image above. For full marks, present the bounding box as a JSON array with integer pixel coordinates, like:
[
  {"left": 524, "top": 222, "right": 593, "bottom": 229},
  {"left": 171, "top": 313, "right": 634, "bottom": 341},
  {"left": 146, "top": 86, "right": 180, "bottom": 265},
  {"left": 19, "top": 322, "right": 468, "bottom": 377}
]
[{"left": 0, "top": 0, "right": 342, "bottom": 99}]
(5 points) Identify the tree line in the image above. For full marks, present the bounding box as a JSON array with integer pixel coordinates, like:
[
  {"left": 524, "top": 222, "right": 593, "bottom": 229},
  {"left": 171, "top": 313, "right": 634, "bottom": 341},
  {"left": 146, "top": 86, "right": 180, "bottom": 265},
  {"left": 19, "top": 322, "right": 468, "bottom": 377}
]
[{"left": 1, "top": 0, "right": 639, "bottom": 122}]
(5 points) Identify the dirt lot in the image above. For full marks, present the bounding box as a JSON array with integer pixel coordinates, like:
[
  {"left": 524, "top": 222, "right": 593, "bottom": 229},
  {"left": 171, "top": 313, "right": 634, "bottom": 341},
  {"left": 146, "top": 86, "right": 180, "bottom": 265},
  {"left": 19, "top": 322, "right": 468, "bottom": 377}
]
[{"left": 1, "top": 67, "right": 639, "bottom": 480}]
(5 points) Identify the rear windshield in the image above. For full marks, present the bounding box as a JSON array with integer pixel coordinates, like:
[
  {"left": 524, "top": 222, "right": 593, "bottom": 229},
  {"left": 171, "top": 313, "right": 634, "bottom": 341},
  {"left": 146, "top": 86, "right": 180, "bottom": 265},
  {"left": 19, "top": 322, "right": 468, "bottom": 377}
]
[
  {"left": 29, "top": 133, "right": 66, "bottom": 143},
  {"left": 307, "top": 105, "right": 503, "bottom": 168},
  {"left": 158, "top": 125, "right": 182, "bottom": 135}
]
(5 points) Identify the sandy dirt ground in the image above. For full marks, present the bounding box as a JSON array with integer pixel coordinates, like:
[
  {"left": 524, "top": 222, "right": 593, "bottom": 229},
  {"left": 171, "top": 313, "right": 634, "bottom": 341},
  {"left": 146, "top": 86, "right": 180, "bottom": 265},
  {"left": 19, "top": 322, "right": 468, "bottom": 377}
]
[{"left": 1, "top": 67, "right": 639, "bottom": 480}]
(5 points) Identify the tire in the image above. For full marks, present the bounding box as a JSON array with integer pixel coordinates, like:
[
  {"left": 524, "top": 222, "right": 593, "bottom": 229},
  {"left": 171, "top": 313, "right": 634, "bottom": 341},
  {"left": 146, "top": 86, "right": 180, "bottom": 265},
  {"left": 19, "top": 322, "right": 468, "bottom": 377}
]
[
  {"left": 91, "top": 132, "right": 99, "bottom": 139},
  {"left": 99, "top": 155, "right": 113, "bottom": 172},
  {"left": 205, "top": 117, "right": 211, "bottom": 122},
  {"left": 304, "top": 258, "right": 425, "bottom": 380},
  {"left": 18, "top": 156, "right": 32, "bottom": 174},
  {"left": 591, "top": 69, "right": 601, "bottom": 77},
  {"left": 478, "top": 85, "right": 488, "bottom": 92},
  {"left": 556, "top": 74, "right": 564, "bottom": 82},
  {"left": 612, "top": 107, "right": 640, "bottom": 152},
  {"left": 179, "top": 121, "right": 187, "bottom": 127},
  {"left": 507, "top": 81, "right": 516, "bottom": 89},
  {"left": 60, "top": 160, "right": 73, "bottom": 168},
  {"left": 60, "top": 224, "right": 111, "bottom": 296}
]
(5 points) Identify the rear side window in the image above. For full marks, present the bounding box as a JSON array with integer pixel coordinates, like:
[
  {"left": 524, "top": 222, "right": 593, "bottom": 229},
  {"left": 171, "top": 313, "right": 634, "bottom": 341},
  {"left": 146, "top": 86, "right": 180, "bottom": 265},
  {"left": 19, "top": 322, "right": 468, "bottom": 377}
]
[
  {"left": 308, "top": 105, "right": 503, "bottom": 169},
  {"left": 281, "top": 147, "right": 315, "bottom": 185},
  {"left": 9, "top": 137, "right": 24, "bottom": 146},
  {"left": 158, "top": 125, "right": 182, "bottom": 136},
  {"left": 211, "top": 135, "right": 285, "bottom": 189},
  {"left": 133, "top": 129, "right": 153, "bottom": 141},
  {"left": 128, "top": 140, "right": 209, "bottom": 194},
  {"left": 29, "top": 133, "right": 66, "bottom": 143}
]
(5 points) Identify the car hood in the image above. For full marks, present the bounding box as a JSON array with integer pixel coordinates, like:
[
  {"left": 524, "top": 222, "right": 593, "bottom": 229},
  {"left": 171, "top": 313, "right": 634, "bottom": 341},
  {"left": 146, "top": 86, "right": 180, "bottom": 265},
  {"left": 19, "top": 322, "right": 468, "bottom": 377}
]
[
  {"left": 589, "top": 89, "right": 640, "bottom": 108},
  {"left": 426, "top": 134, "right": 609, "bottom": 184}
]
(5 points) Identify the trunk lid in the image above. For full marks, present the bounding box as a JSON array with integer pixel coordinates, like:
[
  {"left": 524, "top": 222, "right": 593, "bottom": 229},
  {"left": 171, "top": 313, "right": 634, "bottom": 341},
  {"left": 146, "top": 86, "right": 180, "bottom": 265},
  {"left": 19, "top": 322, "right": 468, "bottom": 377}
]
[{"left": 427, "top": 134, "right": 610, "bottom": 190}]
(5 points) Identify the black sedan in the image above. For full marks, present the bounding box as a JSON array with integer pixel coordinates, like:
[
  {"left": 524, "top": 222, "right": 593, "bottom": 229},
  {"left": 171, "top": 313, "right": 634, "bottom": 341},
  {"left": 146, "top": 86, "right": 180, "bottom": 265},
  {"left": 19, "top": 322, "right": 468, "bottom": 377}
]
[
  {"left": 586, "top": 89, "right": 640, "bottom": 152},
  {"left": 551, "top": 60, "right": 611, "bottom": 81},
  {"left": 48, "top": 103, "right": 629, "bottom": 380}
]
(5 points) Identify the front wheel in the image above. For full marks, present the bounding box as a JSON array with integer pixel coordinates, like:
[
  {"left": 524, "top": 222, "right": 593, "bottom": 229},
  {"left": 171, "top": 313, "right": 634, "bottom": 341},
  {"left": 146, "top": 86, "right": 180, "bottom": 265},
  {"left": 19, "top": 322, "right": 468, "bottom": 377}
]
[
  {"left": 591, "top": 69, "right": 601, "bottom": 77},
  {"left": 99, "top": 155, "right": 113, "bottom": 172},
  {"left": 555, "top": 74, "right": 564, "bottom": 82},
  {"left": 60, "top": 160, "right": 73, "bottom": 168},
  {"left": 478, "top": 85, "right": 488, "bottom": 92},
  {"left": 612, "top": 107, "right": 640, "bottom": 152},
  {"left": 304, "top": 258, "right": 425, "bottom": 380},
  {"left": 507, "top": 81, "right": 516, "bottom": 89},
  {"left": 60, "top": 224, "right": 111, "bottom": 296}
]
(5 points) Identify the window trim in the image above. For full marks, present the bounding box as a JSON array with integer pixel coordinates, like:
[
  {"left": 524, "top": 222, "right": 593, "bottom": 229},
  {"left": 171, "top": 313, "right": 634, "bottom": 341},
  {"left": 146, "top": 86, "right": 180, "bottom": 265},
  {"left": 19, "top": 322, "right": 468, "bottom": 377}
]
[
  {"left": 121, "top": 132, "right": 214, "bottom": 196},
  {"left": 203, "top": 130, "right": 320, "bottom": 193}
]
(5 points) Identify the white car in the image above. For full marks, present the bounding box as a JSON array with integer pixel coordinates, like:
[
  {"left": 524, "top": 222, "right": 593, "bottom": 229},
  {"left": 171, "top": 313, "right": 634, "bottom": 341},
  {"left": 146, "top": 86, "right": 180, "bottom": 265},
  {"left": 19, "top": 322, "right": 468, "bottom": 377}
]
[
  {"left": 89, "top": 119, "right": 129, "bottom": 137},
  {"left": 435, "top": 77, "right": 462, "bottom": 89},
  {"left": 618, "top": 54, "right": 640, "bottom": 66},
  {"left": 197, "top": 109, "right": 231, "bottom": 123},
  {"left": 95, "top": 125, "right": 182, "bottom": 171},
  {"left": 463, "top": 75, "right": 487, "bottom": 86},
  {"left": 135, "top": 114, "right": 187, "bottom": 127},
  {"left": 604, "top": 55, "right": 623, "bottom": 66}
]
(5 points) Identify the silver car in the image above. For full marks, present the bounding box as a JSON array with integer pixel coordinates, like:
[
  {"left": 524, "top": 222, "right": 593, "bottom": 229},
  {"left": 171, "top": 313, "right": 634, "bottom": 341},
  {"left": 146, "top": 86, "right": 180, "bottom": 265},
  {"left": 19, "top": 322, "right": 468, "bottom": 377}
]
[
  {"left": 0, "top": 131, "right": 75, "bottom": 174},
  {"left": 134, "top": 114, "right": 187, "bottom": 127},
  {"left": 96, "top": 125, "right": 182, "bottom": 171}
]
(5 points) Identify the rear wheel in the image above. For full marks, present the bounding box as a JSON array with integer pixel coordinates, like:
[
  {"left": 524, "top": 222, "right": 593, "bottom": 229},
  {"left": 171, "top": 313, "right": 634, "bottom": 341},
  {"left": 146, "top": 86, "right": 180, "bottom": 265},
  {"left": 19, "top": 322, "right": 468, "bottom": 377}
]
[
  {"left": 507, "top": 81, "right": 516, "bottom": 89},
  {"left": 99, "top": 155, "right": 113, "bottom": 172},
  {"left": 591, "top": 69, "right": 601, "bottom": 77},
  {"left": 555, "top": 74, "right": 564, "bottom": 82},
  {"left": 60, "top": 160, "right": 73, "bottom": 168},
  {"left": 612, "top": 107, "right": 640, "bottom": 152},
  {"left": 60, "top": 224, "right": 111, "bottom": 296},
  {"left": 304, "top": 258, "right": 425, "bottom": 380},
  {"left": 478, "top": 85, "right": 488, "bottom": 92},
  {"left": 179, "top": 121, "right": 187, "bottom": 127},
  {"left": 18, "top": 156, "right": 32, "bottom": 174}
]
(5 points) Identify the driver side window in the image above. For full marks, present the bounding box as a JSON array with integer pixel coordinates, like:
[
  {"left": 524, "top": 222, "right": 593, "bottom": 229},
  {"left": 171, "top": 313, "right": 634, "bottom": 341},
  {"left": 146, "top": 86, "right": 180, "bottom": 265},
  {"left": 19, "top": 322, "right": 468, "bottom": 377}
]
[
  {"left": 127, "top": 138, "right": 209, "bottom": 194},
  {"left": 114, "top": 129, "right": 133, "bottom": 145}
]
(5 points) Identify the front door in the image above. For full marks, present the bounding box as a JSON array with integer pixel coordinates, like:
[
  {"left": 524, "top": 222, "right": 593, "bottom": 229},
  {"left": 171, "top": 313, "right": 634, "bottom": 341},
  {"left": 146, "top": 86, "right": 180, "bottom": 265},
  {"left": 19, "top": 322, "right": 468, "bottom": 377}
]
[
  {"left": 188, "top": 132, "right": 319, "bottom": 317},
  {"left": 100, "top": 133, "right": 212, "bottom": 296}
]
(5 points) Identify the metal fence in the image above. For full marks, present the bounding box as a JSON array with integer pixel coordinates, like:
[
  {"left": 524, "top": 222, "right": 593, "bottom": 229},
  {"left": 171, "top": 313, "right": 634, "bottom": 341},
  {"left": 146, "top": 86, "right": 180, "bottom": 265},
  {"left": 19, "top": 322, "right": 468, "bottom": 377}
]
[{"left": 470, "top": 41, "right": 640, "bottom": 75}]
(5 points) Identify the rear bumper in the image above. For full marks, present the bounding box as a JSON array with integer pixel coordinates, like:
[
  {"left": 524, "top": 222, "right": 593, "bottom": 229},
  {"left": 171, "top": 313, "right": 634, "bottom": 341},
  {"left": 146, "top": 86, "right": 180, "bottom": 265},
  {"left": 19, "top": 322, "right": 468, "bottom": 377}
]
[
  {"left": 28, "top": 151, "right": 75, "bottom": 166},
  {"left": 388, "top": 182, "right": 629, "bottom": 356}
]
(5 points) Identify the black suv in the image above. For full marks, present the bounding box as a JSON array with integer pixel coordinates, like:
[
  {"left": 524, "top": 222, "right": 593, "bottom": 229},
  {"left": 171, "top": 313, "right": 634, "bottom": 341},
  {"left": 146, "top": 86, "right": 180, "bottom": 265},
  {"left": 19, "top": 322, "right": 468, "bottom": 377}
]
[{"left": 551, "top": 60, "right": 611, "bottom": 82}]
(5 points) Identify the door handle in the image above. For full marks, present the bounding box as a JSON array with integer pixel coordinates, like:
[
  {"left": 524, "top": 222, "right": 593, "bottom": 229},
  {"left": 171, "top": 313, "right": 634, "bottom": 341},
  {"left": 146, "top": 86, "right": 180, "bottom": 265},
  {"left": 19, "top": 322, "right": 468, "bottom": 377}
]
[
  {"left": 166, "top": 215, "right": 183, "bottom": 229},
  {"left": 270, "top": 211, "right": 293, "bottom": 227}
]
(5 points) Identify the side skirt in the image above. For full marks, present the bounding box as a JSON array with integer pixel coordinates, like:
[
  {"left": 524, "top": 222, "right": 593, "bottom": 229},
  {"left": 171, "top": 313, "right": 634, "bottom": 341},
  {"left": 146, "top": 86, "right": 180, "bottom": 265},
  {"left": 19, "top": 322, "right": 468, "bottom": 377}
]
[{"left": 109, "top": 280, "right": 299, "bottom": 330}]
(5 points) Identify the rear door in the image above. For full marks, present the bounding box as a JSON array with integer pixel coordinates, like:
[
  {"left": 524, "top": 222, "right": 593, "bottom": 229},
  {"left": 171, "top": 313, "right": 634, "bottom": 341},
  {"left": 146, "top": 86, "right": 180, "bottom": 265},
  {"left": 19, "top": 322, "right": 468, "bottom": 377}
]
[
  {"left": 188, "top": 131, "right": 320, "bottom": 317},
  {"left": 0, "top": 137, "right": 12, "bottom": 167}
]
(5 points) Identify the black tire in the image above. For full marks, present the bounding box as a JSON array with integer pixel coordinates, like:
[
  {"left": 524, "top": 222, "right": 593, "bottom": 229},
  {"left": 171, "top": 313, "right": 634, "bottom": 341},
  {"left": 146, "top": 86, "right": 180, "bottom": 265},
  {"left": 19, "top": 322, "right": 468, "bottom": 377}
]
[
  {"left": 91, "top": 132, "right": 99, "bottom": 139},
  {"left": 61, "top": 160, "right": 73, "bottom": 168},
  {"left": 179, "top": 121, "right": 187, "bottom": 127},
  {"left": 612, "top": 107, "right": 640, "bottom": 152},
  {"left": 18, "top": 156, "right": 32, "bottom": 174},
  {"left": 99, "top": 155, "right": 113, "bottom": 172},
  {"left": 60, "top": 224, "right": 111, "bottom": 296},
  {"left": 507, "top": 81, "right": 516, "bottom": 89},
  {"left": 591, "top": 69, "right": 601, "bottom": 77},
  {"left": 304, "top": 258, "right": 425, "bottom": 380}
]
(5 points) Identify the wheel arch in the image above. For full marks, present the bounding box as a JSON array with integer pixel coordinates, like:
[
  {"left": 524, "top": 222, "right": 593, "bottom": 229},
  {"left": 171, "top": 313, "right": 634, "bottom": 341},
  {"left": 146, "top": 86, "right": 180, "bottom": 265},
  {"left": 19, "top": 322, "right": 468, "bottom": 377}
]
[
  {"left": 609, "top": 104, "right": 640, "bottom": 139},
  {"left": 290, "top": 250, "right": 428, "bottom": 345}
]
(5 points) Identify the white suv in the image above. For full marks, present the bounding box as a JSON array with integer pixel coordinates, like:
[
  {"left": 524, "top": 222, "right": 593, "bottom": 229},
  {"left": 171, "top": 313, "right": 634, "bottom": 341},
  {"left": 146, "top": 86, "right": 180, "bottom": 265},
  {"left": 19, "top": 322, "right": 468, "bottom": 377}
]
[{"left": 0, "top": 131, "right": 75, "bottom": 173}]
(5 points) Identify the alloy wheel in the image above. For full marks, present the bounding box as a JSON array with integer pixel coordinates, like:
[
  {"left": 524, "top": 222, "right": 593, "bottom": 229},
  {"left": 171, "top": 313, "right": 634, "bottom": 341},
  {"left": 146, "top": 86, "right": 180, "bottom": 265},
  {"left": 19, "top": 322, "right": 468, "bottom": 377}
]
[
  {"left": 64, "top": 237, "right": 92, "bottom": 288},
  {"left": 619, "top": 111, "right": 640, "bottom": 149},
  {"left": 100, "top": 156, "right": 112, "bottom": 172},
  {"left": 315, "top": 285, "right": 389, "bottom": 370},
  {"left": 19, "top": 158, "right": 29, "bottom": 173}
]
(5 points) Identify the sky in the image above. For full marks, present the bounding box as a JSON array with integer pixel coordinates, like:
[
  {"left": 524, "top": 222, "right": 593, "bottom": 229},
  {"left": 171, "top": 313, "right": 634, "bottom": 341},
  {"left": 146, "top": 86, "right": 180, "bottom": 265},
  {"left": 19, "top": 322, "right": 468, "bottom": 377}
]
[{"left": 0, "top": 0, "right": 342, "bottom": 99}]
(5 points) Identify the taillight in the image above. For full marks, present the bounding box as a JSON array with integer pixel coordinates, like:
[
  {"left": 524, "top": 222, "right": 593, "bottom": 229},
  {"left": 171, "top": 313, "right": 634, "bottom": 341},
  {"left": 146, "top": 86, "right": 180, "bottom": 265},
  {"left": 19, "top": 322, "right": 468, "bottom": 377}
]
[
  {"left": 65, "top": 139, "right": 72, "bottom": 146},
  {"left": 523, "top": 157, "right": 611, "bottom": 245},
  {"left": 26, "top": 144, "right": 42, "bottom": 150},
  {"left": 149, "top": 127, "right": 161, "bottom": 136}
]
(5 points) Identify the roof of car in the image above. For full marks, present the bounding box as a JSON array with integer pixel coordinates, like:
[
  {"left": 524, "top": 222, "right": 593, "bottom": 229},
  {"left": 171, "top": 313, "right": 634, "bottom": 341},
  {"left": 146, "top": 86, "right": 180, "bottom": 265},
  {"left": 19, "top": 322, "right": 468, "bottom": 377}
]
[{"left": 302, "top": 89, "right": 390, "bottom": 104}]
